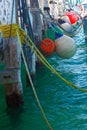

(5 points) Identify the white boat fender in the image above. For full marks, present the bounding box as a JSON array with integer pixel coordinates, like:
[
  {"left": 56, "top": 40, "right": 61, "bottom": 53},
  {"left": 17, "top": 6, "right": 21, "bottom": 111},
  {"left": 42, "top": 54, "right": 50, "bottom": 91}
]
[{"left": 55, "top": 35, "right": 77, "bottom": 59}]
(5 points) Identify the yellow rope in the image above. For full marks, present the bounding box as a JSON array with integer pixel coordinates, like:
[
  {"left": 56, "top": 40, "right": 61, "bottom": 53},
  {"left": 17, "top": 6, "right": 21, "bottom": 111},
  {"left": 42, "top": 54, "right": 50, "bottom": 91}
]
[
  {"left": 0, "top": 24, "right": 18, "bottom": 37},
  {"left": 22, "top": 36, "right": 87, "bottom": 93},
  {"left": 19, "top": 28, "right": 87, "bottom": 93},
  {"left": 19, "top": 36, "right": 53, "bottom": 130},
  {"left": 1, "top": 24, "right": 87, "bottom": 93},
  {"left": 0, "top": 24, "right": 53, "bottom": 129}
]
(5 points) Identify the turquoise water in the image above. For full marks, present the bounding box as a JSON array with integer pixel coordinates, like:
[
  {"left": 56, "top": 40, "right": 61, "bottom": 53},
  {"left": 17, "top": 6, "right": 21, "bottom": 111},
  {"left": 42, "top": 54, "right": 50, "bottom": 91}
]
[{"left": 0, "top": 29, "right": 87, "bottom": 130}]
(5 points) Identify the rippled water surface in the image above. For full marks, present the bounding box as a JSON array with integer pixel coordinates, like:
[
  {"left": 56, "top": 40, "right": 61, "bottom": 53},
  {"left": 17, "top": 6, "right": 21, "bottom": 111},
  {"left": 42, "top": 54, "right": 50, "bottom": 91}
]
[{"left": 0, "top": 29, "right": 87, "bottom": 130}]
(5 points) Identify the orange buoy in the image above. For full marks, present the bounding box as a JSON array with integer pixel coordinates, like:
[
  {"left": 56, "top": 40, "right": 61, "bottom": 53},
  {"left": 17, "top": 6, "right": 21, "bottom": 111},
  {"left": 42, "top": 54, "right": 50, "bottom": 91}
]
[{"left": 40, "top": 38, "right": 55, "bottom": 57}]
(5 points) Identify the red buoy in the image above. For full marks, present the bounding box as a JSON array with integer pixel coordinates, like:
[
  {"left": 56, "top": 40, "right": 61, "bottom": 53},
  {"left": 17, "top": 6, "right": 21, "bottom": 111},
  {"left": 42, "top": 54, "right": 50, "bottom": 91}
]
[
  {"left": 65, "top": 11, "right": 79, "bottom": 25},
  {"left": 40, "top": 38, "right": 55, "bottom": 57}
]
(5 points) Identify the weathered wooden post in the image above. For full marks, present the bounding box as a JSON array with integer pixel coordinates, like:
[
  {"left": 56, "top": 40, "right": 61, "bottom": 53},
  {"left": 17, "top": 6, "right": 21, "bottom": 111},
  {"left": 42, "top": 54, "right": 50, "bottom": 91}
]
[
  {"left": 0, "top": 0, "right": 23, "bottom": 107},
  {"left": 30, "top": 0, "right": 42, "bottom": 42},
  {"left": 29, "top": 0, "right": 42, "bottom": 70}
]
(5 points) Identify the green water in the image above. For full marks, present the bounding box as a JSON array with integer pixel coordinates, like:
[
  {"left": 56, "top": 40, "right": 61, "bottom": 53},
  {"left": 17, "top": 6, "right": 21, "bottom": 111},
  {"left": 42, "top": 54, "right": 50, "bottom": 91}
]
[{"left": 0, "top": 29, "right": 87, "bottom": 130}]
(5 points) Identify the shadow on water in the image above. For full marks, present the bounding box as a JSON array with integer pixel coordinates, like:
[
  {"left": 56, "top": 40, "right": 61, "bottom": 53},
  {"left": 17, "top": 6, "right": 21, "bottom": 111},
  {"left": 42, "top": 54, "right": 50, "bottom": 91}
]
[{"left": 6, "top": 106, "right": 24, "bottom": 129}]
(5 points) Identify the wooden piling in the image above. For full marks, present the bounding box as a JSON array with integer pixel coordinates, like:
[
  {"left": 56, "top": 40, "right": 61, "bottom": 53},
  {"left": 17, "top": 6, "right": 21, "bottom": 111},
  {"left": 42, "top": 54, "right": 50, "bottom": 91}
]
[
  {"left": 30, "top": 0, "right": 42, "bottom": 70},
  {"left": 0, "top": 0, "right": 23, "bottom": 107},
  {"left": 3, "top": 37, "right": 23, "bottom": 107}
]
